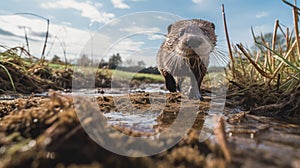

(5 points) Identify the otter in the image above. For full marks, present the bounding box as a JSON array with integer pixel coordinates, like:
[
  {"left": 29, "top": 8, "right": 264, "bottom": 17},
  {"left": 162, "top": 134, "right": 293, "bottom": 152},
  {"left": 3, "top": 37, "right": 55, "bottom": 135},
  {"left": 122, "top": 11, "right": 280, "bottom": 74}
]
[{"left": 156, "top": 19, "right": 216, "bottom": 100}]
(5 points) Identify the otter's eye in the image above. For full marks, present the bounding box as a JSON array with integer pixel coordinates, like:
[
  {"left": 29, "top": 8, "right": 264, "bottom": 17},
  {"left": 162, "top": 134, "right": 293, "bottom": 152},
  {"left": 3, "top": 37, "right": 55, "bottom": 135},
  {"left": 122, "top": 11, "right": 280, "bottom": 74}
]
[{"left": 179, "top": 29, "right": 185, "bottom": 37}]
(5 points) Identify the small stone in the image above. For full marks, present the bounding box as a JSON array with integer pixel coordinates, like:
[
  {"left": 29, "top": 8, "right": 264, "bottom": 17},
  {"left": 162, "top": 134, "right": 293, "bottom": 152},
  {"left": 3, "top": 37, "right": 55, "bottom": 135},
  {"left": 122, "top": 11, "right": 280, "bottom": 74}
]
[{"left": 33, "top": 118, "right": 38, "bottom": 123}]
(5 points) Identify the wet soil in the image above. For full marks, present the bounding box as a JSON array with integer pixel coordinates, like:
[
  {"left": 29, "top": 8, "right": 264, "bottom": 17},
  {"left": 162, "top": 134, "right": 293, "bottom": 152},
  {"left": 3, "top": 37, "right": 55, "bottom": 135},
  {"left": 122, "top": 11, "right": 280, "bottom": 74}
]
[
  {"left": 227, "top": 83, "right": 300, "bottom": 118},
  {"left": 0, "top": 91, "right": 299, "bottom": 168}
]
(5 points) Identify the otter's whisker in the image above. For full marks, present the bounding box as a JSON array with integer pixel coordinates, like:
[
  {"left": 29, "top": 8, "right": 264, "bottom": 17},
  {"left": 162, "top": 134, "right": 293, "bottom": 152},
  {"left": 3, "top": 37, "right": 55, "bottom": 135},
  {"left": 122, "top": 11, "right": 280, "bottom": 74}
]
[{"left": 211, "top": 49, "right": 229, "bottom": 66}]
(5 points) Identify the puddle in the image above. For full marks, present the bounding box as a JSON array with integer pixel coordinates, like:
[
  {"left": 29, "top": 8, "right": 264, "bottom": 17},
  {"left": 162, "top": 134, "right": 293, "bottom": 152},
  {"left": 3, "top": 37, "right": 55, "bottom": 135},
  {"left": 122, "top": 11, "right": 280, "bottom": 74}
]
[
  {"left": 0, "top": 84, "right": 166, "bottom": 101},
  {"left": 101, "top": 97, "right": 300, "bottom": 167},
  {"left": 68, "top": 83, "right": 166, "bottom": 97},
  {"left": 0, "top": 94, "right": 22, "bottom": 100},
  {"left": 0, "top": 92, "right": 50, "bottom": 100},
  {"left": 103, "top": 111, "right": 160, "bottom": 133},
  {"left": 129, "top": 83, "right": 168, "bottom": 93}
]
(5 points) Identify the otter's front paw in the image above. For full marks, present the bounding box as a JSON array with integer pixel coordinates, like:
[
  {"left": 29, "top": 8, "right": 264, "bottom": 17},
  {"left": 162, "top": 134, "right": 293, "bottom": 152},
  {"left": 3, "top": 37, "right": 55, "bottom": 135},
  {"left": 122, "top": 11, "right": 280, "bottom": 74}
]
[{"left": 163, "top": 71, "right": 177, "bottom": 92}]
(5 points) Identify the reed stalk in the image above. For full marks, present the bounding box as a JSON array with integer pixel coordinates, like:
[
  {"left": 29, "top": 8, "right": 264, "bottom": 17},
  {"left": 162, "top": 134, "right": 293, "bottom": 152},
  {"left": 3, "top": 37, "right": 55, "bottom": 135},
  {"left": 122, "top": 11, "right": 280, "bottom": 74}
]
[{"left": 222, "top": 4, "right": 236, "bottom": 79}]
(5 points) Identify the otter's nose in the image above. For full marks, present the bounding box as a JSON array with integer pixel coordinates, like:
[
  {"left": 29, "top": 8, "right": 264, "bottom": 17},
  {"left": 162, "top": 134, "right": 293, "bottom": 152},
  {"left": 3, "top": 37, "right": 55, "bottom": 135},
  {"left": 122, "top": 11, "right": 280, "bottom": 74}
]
[{"left": 186, "top": 37, "right": 203, "bottom": 48}]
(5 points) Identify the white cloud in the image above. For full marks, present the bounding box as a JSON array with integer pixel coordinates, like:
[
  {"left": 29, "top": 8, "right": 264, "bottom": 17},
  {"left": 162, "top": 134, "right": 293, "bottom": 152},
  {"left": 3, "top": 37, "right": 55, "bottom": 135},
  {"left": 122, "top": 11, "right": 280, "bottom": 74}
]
[
  {"left": 0, "top": 14, "right": 164, "bottom": 68},
  {"left": 190, "top": 0, "right": 217, "bottom": 12},
  {"left": 41, "top": 0, "right": 115, "bottom": 23},
  {"left": 253, "top": 24, "right": 272, "bottom": 34},
  {"left": 0, "top": 15, "right": 94, "bottom": 59},
  {"left": 192, "top": 0, "right": 205, "bottom": 4},
  {"left": 120, "top": 26, "right": 161, "bottom": 34},
  {"left": 111, "top": 0, "right": 130, "bottom": 9},
  {"left": 256, "top": 12, "right": 268, "bottom": 19},
  {"left": 0, "top": 15, "right": 152, "bottom": 64},
  {"left": 148, "top": 34, "right": 164, "bottom": 40},
  {"left": 108, "top": 39, "right": 144, "bottom": 56},
  {"left": 120, "top": 26, "right": 163, "bottom": 41}
]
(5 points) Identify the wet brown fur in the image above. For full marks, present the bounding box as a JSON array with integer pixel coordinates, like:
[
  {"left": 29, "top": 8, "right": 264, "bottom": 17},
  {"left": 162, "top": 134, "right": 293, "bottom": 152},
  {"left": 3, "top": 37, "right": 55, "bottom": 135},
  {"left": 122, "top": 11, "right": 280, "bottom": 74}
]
[{"left": 157, "top": 19, "right": 216, "bottom": 99}]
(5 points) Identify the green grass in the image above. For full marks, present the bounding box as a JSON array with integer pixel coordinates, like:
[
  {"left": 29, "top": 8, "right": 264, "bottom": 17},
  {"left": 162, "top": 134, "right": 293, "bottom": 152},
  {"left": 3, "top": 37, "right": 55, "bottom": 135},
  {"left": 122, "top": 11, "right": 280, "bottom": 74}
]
[
  {"left": 110, "top": 69, "right": 164, "bottom": 83},
  {"left": 48, "top": 62, "right": 68, "bottom": 69},
  {"left": 45, "top": 61, "right": 164, "bottom": 83},
  {"left": 0, "top": 64, "right": 16, "bottom": 92}
]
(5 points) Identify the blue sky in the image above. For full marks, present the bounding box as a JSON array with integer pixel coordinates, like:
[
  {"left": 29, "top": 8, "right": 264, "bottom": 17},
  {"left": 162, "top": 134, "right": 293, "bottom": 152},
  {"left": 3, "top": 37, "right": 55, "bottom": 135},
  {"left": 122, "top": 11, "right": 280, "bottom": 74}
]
[{"left": 0, "top": 0, "right": 297, "bottom": 66}]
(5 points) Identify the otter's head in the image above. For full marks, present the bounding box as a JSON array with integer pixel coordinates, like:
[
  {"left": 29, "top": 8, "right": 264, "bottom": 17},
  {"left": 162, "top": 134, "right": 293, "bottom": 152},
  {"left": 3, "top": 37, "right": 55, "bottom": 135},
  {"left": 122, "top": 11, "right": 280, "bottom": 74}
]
[{"left": 166, "top": 19, "right": 216, "bottom": 58}]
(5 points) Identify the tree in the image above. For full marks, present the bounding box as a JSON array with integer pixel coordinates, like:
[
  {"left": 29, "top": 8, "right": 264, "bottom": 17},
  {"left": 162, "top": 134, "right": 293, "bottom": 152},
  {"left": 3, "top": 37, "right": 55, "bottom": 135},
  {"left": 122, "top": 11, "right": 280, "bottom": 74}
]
[
  {"left": 125, "top": 59, "right": 134, "bottom": 67},
  {"left": 253, "top": 33, "right": 286, "bottom": 52},
  {"left": 137, "top": 60, "right": 146, "bottom": 68},
  {"left": 99, "top": 59, "right": 108, "bottom": 68},
  {"left": 78, "top": 54, "right": 92, "bottom": 66},
  {"left": 51, "top": 55, "right": 62, "bottom": 64},
  {"left": 108, "top": 53, "right": 122, "bottom": 69}
]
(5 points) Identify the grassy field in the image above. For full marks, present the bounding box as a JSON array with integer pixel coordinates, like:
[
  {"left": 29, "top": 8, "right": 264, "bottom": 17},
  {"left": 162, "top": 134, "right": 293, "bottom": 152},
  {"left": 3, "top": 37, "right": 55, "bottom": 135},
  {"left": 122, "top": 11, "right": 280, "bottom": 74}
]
[
  {"left": 109, "top": 69, "right": 164, "bottom": 83},
  {"left": 45, "top": 58, "right": 165, "bottom": 83}
]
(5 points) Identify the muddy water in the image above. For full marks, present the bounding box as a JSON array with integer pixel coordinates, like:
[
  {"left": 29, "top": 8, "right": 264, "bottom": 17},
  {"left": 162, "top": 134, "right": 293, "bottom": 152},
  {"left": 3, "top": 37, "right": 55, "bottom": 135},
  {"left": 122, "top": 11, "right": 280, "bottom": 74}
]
[
  {"left": 104, "top": 111, "right": 160, "bottom": 134},
  {"left": 102, "top": 101, "right": 300, "bottom": 167},
  {"left": 0, "top": 85, "right": 299, "bottom": 167},
  {"left": 90, "top": 85, "right": 300, "bottom": 167}
]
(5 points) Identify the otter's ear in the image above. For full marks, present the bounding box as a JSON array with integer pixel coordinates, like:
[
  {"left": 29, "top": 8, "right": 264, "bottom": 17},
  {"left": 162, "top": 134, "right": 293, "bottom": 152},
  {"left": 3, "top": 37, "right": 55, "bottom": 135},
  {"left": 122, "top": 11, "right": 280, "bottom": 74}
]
[
  {"left": 211, "top": 23, "right": 215, "bottom": 30},
  {"left": 167, "top": 24, "right": 172, "bottom": 33}
]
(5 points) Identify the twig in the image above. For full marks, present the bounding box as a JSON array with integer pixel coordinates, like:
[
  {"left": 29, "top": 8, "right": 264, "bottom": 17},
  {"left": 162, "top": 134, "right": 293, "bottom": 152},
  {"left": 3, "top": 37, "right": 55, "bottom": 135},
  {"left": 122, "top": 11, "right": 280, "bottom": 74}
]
[
  {"left": 237, "top": 43, "right": 272, "bottom": 78},
  {"left": 213, "top": 117, "right": 231, "bottom": 163},
  {"left": 277, "top": 74, "right": 281, "bottom": 91},
  {"left": 272, "top": 20, "right": 279, "bottom": 51},
  {"left": 229, "top": 80, "right": 245, "bottom": 89},
  {"left": 14, "top": 13, "right": 50, "bottom": 64},
  {"left": 282, "top": 0, "right": 300, "bottom": 13},
  {"left": 56, "top": 37, "right": 68, "bottom": 69},
  {"left": 23, "top": 26, "right": 30, "bottom": 55},
  {"left": 270, "top": 40, "right": 298, "bottom": 82},
  {"left": 251, "top": 27, "right": 300, "bottom": 83},
  {"left": 292, "top": 5, "right": 300, "bottom": 60},
  {"left": 222, "top": 4, "right": 236, "bottom": 79},
  {"left": 278, "top": 23, "right": 287, "bottom": 38},
  {"left": 41, "top": 19, "right": 50, "bottom": 64}
]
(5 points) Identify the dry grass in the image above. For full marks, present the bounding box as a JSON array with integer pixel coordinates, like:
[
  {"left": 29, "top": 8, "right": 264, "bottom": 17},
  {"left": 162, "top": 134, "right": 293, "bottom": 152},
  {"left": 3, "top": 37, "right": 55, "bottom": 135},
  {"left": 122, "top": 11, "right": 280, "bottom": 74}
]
[
  {"left": 225, "top": 0, "right": 300, "bottom": 93},
  {"left": 223, "top": 1, "right": 300, "bottom": 117}
]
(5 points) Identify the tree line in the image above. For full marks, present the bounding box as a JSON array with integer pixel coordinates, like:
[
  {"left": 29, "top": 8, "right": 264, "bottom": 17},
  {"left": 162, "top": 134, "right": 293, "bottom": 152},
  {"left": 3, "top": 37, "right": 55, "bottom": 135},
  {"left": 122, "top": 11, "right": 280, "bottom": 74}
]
[{"left": 77, "top": 53, "right": 160, "bottom": 74}]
